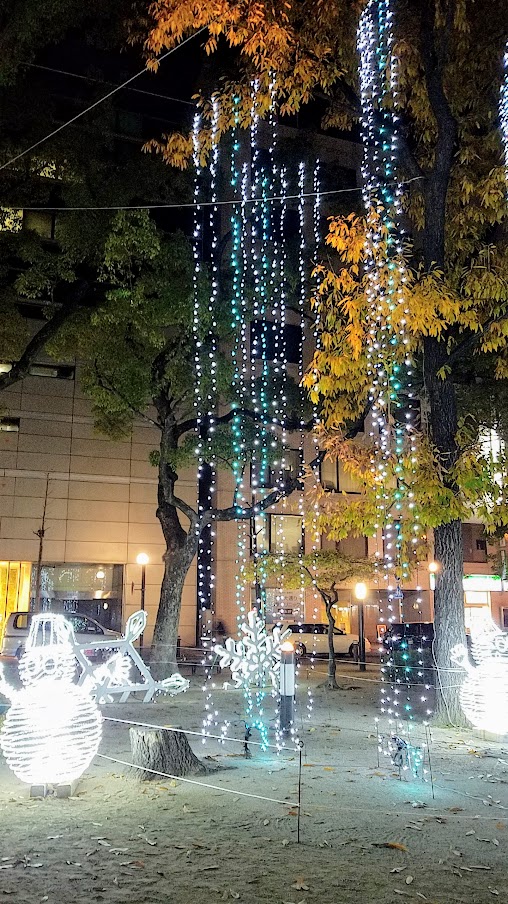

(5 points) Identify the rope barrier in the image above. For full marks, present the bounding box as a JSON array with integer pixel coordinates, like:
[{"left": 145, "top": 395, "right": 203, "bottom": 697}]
[
  {"left": 95, "top": 753, "right": 300, "bottom": 808},
  {"left": 103, "top": 715, "right": 299, "bottom": 752}
]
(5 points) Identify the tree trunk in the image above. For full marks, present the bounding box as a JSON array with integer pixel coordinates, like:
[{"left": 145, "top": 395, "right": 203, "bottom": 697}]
[
  {"left": 325, "top": 595, "right": 339, "bottom": 690},
  {"left": 151, "top": 545, "right": 193, "bottom": 679},
  {"left": 129, "top": 727, "right": 211, "bottom": 780},
  {"left": 432, "top": 519, "right": 467, "bottom": 725},
  {"left": 151, "top": 417, "right": 199, "bottom": 679},
  {"left": 423, "top": 338, "right": 468, "bottom": 725}
]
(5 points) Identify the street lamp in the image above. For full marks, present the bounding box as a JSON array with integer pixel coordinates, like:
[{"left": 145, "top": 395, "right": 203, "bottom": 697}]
[
  {"left": 136, "top": 553, "right": 149, "bottom": 652},
  {"left": 428, "top": 560, "right": 439, "bottom": 619},
  {"left": 354, "top": 582, "right": 368, "bottom": 672}
]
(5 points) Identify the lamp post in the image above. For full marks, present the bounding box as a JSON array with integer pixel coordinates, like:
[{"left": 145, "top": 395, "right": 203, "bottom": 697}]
[
  {"left": 136, "top": 553, "right": 149, "bottom": 653},
  {"left": 354, "top": 582, "right": 368, "bottom": 672}
]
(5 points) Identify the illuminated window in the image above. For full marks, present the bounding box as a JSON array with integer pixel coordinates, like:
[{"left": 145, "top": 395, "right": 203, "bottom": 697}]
[
  {"left": 251, "top": 514, "right": 303, "bottom": 554},
  {"left": 0, "top": 417, "right": 20, "bottom": 433},
  {"left": 0, "top": 362, "right": 75, "bottom": 380},
  {"left": 0, "top": 208, "right": 22, "bottom": 232},
  {"left": 320, "top": 456, "right": 363, "bottom": 493},
  {"left": 23, "top": 209, "right": 57, "bottom": 240}
]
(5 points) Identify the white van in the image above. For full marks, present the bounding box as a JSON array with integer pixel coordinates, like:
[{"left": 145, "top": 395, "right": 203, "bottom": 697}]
[{"left": 0, "top": 611, "right": 121, "bottom": 660}]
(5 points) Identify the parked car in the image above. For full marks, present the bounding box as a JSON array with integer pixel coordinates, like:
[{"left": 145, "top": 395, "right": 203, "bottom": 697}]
[
  {"left": 382, "top": 621, "right": 472, "bottom": 653},
  {"left": 281, "top": 623, "right": 372, "bottom": 658},
  {"left": 382, "top": 622, "right": 434, "bottom": 651},
  {"left": 0, "top": 611, "right": 121, "bottom": 660}
]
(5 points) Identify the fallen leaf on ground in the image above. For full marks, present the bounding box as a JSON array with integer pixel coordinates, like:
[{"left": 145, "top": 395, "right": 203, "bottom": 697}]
[
  {"left": 373, "top": 842, "right": 408, "bottom": 852},
  {"left": 291, "top": 879, "right": 310, "bottom": 891}
]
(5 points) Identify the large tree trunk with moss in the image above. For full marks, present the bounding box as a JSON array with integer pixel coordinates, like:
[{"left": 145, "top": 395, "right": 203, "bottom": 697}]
[
  {"left": 424, "top": 337, "right": 467, "bottom": 724},
  {"left": 432, "top": 519, "right": 466, "bottom": 724},
  {"left": 419, "top": 3, "right": 467, "bottom": 726}
]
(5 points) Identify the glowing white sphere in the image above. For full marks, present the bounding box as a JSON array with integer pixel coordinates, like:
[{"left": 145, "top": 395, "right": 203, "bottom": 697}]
[{"left": 0, "top": 679, "right": 102, "bottom": 785}]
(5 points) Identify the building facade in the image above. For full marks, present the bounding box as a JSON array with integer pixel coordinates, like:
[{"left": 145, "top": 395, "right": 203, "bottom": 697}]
[{"left": 1, "top": 362, "right": 507, "bottom": 650}]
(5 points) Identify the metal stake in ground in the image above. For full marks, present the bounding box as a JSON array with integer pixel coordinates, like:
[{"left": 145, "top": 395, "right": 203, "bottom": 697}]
[
  {"left": 297, "top": 740, "right": 304, "bottom": 844},
  {"left": 279, "top": 641, "right": 295, "bottom": 734}
]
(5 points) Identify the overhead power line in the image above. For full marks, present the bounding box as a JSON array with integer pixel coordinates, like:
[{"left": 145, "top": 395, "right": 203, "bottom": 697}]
[
  {"left": 0, "top": 27, "right": 207, "bottom": 173},
  {"left": 4, "top": 177, "right": 425, "bottom": 213},
  {"left": 22, "top": 62, "right": 195, "bottom": 106}
]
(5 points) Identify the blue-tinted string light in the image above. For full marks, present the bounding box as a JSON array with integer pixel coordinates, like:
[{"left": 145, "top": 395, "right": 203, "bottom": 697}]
[
  {"left": 502, "top": 44, "right": 508, "bottom": 172},
  {"left": 358, "top": 0, "right": 426, "bottom": 737}
]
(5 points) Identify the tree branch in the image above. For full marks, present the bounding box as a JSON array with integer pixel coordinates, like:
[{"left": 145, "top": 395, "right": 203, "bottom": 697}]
[
  {"left": 0, "top": 279, "right": 92, "bottom": 392},
  {"left": 176, "top": 406, "right": 316, "bottom": 439},
  {"left": 446, "top": 313, "right": 508, "bottom": 371},
  {"left": 94, "top": 363, "right": 162, "bottom": 430}
]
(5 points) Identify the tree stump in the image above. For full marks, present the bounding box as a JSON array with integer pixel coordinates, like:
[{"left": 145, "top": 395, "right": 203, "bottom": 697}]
[{"left": 129, "top": 727, "right": 213, "bottom": 780}]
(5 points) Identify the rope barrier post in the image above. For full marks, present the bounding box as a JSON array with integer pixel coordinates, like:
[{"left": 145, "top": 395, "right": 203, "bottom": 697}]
[
  {"left": 297, "top": 740, "right": 304, "bottom": 844},
  {"left": 425, "top": 724, "right": 435, "bottom": 800},
  {"left": 279, "top": 642, "right": 296, "bottom": 734}
]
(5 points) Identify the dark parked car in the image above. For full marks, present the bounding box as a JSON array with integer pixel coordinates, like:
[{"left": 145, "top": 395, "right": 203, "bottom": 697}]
[{"left": 382, "top": 622, "right": 434, "bottom": 651}]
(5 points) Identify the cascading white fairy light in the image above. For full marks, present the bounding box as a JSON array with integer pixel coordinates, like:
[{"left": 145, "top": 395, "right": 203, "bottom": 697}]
[
  {"left": 358, "top": 0, "right": 423, "bottom": 727},
  {"left": 305, "top": 160, "right": 323, "bottom": 700},
  {"left": 296, "top": 159, "right": 314, "bottom": 718},
  {"left": 501, "top": 45, "right": 508, "bottom": 171}
]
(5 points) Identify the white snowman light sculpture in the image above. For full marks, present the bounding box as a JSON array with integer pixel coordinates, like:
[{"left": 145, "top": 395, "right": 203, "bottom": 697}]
[
  {"left": 451, "top": 619, "right": 508, "bottom": 735},
  {"left": 0, "top": 614, "right": 103, "bottom": 786}
]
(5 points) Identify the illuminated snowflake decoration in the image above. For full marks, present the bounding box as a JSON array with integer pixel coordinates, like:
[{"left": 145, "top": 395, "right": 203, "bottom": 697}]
[
  {"left": 451, "top": 619, "right": 508, "bottom": 735},
  {"left": 214, "top": 610, "right": 290, "bottom": 690}
]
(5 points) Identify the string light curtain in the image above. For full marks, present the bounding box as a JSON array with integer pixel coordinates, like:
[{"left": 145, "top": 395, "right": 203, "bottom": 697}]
[
  {"left": 357, "top": 0, "right": 424, "bottom": 728},
  {"left": 193, "top": 89, "right": 319, "bottom": 748}
]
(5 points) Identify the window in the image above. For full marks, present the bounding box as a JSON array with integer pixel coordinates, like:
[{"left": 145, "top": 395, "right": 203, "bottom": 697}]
[
  {"left": 23, "top": 209, "right": 57, "bottom": 240},
  {"left": 337, "top": 534, "right": 369, "bottom": 558},
  {"left": 250, "top": 448, "right": 302, "bottom": 489},
  {"left": 320, "top": 457, "right": 363, "bottom": 493},
  {"left": 462, "top": 523, "right": 488, "bottom": 564},
  {"left": 0, "top": 363, "right": 74, "bottom": 380},
  {"left": 251, "top": 514, "right": 303, "bottom": 555},
  {"left": 0, "top": 417, "right": 20, "bottom": 433},
  {"left": 321, "top": 533, "right": 369, "bottom": 558},
  {"left": 250, "top": 320, "right": 303, "bottom": 364},
  {"left": 29, "top": 364, "right": 75, "bottom": 380}
]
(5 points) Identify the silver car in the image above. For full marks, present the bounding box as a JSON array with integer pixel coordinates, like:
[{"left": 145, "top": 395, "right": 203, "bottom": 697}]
[{"left": 0, "top": 611, "right": 121, "bottom": 660}]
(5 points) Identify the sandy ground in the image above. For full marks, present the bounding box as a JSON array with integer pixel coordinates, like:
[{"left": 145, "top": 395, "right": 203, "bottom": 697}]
[{"left": 0, "top": 658, "right": 508, "bottom": 904}]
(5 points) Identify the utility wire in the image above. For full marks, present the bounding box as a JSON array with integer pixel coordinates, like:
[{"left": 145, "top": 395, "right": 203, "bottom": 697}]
[
  {"left": 4, "top": 176, "right": 425, "bottom": 213},
  {"left": 0, "top": 27, "right": 207, "bottom": 173},
  {"left": 22, "top": 61, "right": 195, "bottom": 106}
]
